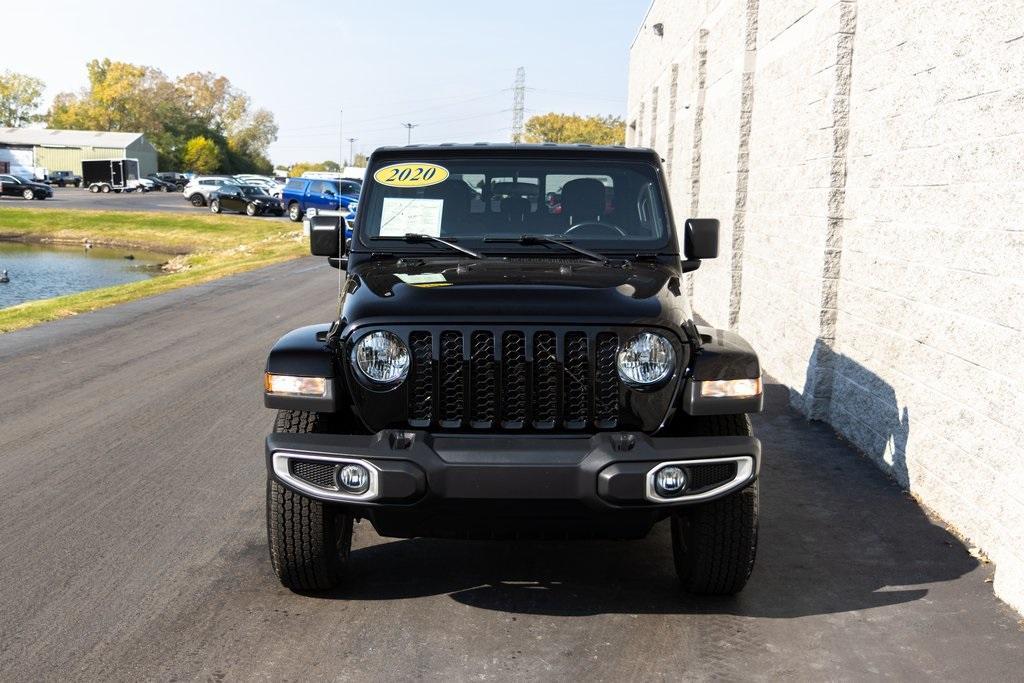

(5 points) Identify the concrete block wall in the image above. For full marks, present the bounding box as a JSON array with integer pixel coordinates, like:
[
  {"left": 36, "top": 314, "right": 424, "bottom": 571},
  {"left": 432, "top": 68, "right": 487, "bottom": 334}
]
[{"left": 628, "top": 0, "right": 1024, "bottom": 613}]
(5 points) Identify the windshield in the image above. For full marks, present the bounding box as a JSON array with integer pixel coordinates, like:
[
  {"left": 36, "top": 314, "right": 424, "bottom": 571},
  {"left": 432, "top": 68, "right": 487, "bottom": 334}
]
[
  {"left": 358, "top": 157, "right": 671, "bottom": 252},
  {"left": 241, "top": 186, "right": 267, "bottom": 196},
  {"left": 14, "top": 176, "right": 32, "bottom": 183}
]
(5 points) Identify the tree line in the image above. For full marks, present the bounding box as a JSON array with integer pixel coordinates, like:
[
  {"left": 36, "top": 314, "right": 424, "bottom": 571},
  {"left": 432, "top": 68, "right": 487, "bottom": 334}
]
[
  {"left": 0, "top": 63, "right": 277, "bottom": 174},
  {"left": 3, "top": 65, "right": 629, "bottom": 176}
]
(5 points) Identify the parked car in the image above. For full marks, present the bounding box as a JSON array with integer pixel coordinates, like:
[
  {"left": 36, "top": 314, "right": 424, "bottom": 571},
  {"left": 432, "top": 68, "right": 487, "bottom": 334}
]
[
  {"left": 0, "top": 174, "right": 53, "bottom": 200},
  {"left": 132, "top": 178, "right": 157, "bottom": 193},
  {"left": 234, "top": 175, "right": 284, "bottom": 198},
  {"left": 261, "top": 144, "right": 764, "bottom": 595},
  {"left": 281, "top": 177, "right": 360, "bottom": 222},
  {"left": 47, "top": 171, "right": 83, "bottom": 188},
  {"left": 182, "top": 176, "right": 237, "bottom": 207},
  {"left": 148, "top": 172, "right": 188, "bottom": 191},
  {"left": 209, "top": 184, "right": 284, "bottom": 216}
]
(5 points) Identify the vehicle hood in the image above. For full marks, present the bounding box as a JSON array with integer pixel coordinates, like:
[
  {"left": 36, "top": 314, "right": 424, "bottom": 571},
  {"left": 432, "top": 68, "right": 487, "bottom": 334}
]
[{"left": 341, "top": 257, "right": 690, "bottom": 330}]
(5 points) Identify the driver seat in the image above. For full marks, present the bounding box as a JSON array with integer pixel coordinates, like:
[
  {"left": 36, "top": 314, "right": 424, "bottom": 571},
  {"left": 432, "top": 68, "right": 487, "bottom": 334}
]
[{"left": 560, "top": 178, "right": 606, "bottom": 226}]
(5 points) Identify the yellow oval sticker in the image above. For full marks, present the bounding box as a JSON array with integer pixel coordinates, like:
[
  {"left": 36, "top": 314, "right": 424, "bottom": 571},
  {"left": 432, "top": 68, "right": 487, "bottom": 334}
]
[{"left": 373, "top": 162, "right": 450, "bottom": 188}]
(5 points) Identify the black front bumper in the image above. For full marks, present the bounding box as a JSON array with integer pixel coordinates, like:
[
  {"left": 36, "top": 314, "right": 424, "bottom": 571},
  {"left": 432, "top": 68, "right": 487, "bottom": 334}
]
[{"left": 267, "top": 430, "right": 760, "bottom": 539}]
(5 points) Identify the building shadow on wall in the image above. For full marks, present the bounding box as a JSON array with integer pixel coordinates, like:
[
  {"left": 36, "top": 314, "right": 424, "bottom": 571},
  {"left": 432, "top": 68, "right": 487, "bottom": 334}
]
[
  {"left": 312, "top": 354, "right": 976, "bottom": 618},
  {"left": 800, "top": 337, "right": 911, "bottom": 487}
]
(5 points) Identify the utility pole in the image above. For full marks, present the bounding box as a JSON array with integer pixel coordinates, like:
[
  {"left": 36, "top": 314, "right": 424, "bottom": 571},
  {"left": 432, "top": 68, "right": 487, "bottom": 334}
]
[
  {"left": 347, "top": 138, "right": 357, "bottom": 166},
  {"left": 339, "top": 108, "right": 344, "bottom": 168},
  {"left": 402, "top": 122, "right": 418, "bottom": 144},
  {"left": 511, "top": 66, "right": 526, "bottom": 143}
]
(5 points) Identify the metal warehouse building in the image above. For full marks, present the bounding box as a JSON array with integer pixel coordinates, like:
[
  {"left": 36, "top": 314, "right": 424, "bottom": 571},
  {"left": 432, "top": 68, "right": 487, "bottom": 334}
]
[{"left": 0, "top": 128, "right": 159, "bottom": 178}]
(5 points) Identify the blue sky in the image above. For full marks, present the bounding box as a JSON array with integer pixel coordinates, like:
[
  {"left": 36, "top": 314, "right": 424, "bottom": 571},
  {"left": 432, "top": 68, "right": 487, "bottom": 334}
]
[{"left": 4, "top": 1, "right": 649, "bottom": 166}]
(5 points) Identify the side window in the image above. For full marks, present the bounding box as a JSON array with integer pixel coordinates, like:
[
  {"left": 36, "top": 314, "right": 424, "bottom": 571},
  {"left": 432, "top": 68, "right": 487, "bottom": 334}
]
[{"left": 306, "top": 181, "right": 323, "bottom": 194}]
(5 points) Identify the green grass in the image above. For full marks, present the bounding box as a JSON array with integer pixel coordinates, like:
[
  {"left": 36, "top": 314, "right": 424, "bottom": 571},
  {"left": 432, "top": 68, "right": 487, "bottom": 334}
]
[{"left": 0, "top": 208, "right": 308, "bottom": 333}]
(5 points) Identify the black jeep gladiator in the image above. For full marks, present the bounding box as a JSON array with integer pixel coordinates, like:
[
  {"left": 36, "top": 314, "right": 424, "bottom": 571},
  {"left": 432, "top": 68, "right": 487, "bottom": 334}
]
[{"left": 263, "top": 144, "right": 763, "bottom": 595}]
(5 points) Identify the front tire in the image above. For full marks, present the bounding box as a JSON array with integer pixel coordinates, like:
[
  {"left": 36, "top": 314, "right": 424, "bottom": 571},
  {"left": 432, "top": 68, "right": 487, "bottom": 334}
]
[
  {"left": 210, "top": 199, "right": 221, "bottom": 214},
  {"left": 671, "top": 414, "right": 759, "bottom": 595},
  {"left": 266, "top": 410, "right": 353, "bottom": 592},
  {"left": 288, "top": 202, "right": 302, "bottom": 222}
]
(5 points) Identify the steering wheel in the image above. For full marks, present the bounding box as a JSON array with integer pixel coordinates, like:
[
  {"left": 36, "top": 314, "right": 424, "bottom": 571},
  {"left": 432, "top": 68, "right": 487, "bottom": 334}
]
[{"left": 565, "top": 221, "right": 627, "bottom": 237}]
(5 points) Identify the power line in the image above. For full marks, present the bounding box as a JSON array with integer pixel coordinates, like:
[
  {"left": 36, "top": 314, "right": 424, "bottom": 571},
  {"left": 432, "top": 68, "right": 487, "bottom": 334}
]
[
  {"left": 277, "top": 90, "right": 507, "bottom": 132},
  {"left": 528, "top": 87, "right": 626, "bottom": 104},
  {"left": 277, "top": 109, "right": 510, "bottom": 140}
]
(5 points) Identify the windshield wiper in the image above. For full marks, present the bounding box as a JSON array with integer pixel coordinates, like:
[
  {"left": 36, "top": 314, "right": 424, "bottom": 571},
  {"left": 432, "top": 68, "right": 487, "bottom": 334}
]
[
  {"left": 484, "top": 234, "right": 610, "bottom": 264},
  {"left": 374, "top": 233, "right": 483, "bottom": 259}
]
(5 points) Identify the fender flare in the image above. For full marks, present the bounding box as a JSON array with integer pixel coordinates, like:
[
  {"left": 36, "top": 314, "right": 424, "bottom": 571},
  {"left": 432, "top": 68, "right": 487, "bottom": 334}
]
[
  {"left": 682, "top": 326, "right": 763, "bottom": 415},
  {"left": 264, "top": 324, "right": 339, "bottom": 412}
]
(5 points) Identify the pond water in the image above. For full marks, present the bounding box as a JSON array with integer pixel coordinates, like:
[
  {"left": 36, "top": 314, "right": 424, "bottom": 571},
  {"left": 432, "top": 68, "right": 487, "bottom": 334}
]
[{"left": 0, "top": 241, "right": 171, "bottom": 309}]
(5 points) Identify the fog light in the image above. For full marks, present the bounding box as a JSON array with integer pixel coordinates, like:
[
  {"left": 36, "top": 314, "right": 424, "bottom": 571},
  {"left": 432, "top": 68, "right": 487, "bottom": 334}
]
[
  {"left": 337, "top": 464, "right": 370, "bottom": 494},
  {"left": 655, "top": 466, "right": 687, "bottom": 497}
]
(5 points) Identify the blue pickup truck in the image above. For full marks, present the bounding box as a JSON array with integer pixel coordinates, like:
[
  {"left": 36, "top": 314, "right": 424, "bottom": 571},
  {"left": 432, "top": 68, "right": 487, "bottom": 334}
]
[{"left": 282, "top": 178, "right": 360, "bottom": 223}]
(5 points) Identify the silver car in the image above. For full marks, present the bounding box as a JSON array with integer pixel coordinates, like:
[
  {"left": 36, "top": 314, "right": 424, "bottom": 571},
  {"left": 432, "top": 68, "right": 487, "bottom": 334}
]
[{"left": 182, "top": 176, "right": 237, "bottom": 207}]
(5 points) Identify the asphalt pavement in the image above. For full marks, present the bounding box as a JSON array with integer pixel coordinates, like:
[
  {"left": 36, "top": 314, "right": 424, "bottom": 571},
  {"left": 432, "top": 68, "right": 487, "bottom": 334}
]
[
  {"left": 0, "top": 258, "right": 1020, "bottom": 680},
  {"left": 0, "top": 186, "right": 290, "bottom": 217}
]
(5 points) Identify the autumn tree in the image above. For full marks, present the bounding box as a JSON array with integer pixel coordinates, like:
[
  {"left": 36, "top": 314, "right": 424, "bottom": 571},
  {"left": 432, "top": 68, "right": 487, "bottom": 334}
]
[
  {"left": 46, "top": 59, "right": 277, "bottom": 173},
  {"left": 182, "top": 136, "right": 222, "bottom": 174},
  {"left": 523, "top": 113, "right": 625, "bottom": 145},
  {"left": 0, "top": 71, "right": 45, "bottom": 127}
]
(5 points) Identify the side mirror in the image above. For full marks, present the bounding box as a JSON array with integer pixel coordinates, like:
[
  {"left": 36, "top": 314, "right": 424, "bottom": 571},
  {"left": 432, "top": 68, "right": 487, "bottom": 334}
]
[
  {"left": 310, "top": 215, "right": 344, "bottom": 257},
  {"left": 684, "top": 218, "right": 719, "bottom": 260}
]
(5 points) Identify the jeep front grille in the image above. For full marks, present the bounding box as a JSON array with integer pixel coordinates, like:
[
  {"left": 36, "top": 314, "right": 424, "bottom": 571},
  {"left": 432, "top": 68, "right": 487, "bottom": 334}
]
[{"left": 404, "top": 328, "right": 624, "bottom": 430}]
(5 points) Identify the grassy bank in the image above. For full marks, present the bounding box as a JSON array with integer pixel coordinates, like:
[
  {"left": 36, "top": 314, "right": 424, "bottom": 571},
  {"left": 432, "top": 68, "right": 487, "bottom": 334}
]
[{"left": 0, "top": 208, "right": 307, "bottom": 333}]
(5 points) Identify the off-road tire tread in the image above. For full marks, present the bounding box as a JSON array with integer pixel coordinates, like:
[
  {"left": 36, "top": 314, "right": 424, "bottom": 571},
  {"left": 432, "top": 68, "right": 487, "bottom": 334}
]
[
  {"left": 266, "top": 410, "right": 352, "bottom": 591},
  {"left": 672, "top": 413, "right": 759, "bottom": 595}
]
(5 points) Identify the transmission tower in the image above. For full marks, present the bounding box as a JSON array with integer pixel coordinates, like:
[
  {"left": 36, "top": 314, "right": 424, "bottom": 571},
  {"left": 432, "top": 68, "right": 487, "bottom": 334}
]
[{"left": 511, "top": 67, "right": 526, "bottom": 143}]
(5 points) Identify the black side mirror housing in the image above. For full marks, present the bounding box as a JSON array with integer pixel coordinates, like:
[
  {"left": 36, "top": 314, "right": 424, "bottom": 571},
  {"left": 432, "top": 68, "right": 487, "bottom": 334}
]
[
  {"left": 310, "top": 215, "right": 344, "bottom": 257},
  {"left": 684, "top": 218, "right": 719, "bottom": 260}
]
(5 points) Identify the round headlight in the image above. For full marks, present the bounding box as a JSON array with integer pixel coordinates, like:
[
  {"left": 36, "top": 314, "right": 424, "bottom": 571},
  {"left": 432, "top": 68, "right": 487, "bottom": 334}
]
[
  {"left": 352, "top": 331, "right": 410, "bottom": 385},
  {"left": 617, "top": 332, "right": 675, "bottom": 386}
]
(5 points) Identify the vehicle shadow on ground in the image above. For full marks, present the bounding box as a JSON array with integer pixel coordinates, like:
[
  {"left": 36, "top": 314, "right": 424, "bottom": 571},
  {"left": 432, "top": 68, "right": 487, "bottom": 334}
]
[{"left": 316, "top": 381, "right": 975, "bottom": 618}]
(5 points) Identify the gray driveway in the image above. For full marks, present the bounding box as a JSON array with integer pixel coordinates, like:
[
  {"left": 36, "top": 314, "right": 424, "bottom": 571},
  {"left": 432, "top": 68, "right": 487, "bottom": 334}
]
[{"left": 0, "top": 258, "right": 1019, "bottom": 680}]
